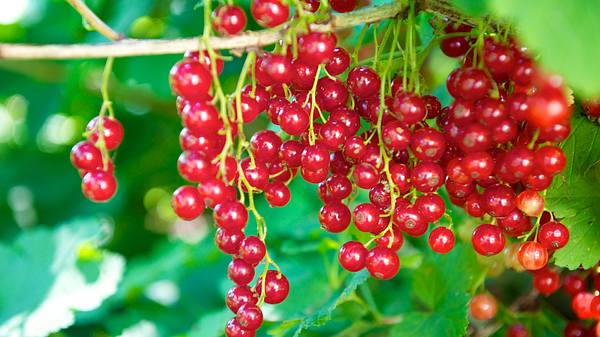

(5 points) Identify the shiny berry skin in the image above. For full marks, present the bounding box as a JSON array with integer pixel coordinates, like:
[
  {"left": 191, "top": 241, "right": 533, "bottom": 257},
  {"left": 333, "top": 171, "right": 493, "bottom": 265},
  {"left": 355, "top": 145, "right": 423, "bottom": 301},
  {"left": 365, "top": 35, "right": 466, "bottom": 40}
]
[
  {"left": 441, "top": 36, "right": 470, "bottom": 57},
  {"left": 415, "top": 194, "right": 445, "bottom": 222},
  {"left": 319, "top": 122, "right": 347, "bottom": 151},
  {"left": 279, "top": 140, "right": 304, "bottom": 167},
  {"left": 391, "top": 93, "right": 426, "bottom": 125},
  {"left": 216, "top": 227, "right": 245, "bottom": 254},
  {"left": 410, "top": 162, "right": 445, "bottom": 193},
  {"left": 301, "top": 166, "right": 328, "bottom": 184},
  {"left": 538, "top": 221, "right": 569, "bottom": 250},
  {"left": 338, "top": 241, "right": 368, "bottom": 272},
  {"left": 563, "top": 322, "right": 586, "bottom": 337},
  {"left": 389, "top": 163, "right": 411, "bottom": 194},
  {"left": 214, "top": 201, "right": 248, "bottom": 231},
  {"left": 483, "top": 42, "right": 515, "bottom": 75},
  {"left": 240, "top": 159, "right": 269, "bottom": 191},
  {"left": 507, "top": 324, "right": 528, "bottom": 337},
  {"left": 376, "top": 225, "right": 404, "bottom": 250},
  {"left": 319, "top": 202, "right": 351, "bottom": 233},
  {"left": 497, "top": 209, "right": 531, "bottom": 237},
  {"left": 428, "top": 227, "right": 455, "bottom": 254},
  {"left": 169, "top": 59, "right": 212, "bottom": 100},
  {"left": 369, "top": 183, "right": 391, "bottom": 210},
  {"left": 297, "top": 32, "right": 337, "bottom": 66},
  {"left": 347, "top": 66, "right": 380, "bottom": 99},
  {"left": 352, "top": 163, "right": 379, "bottom": 189},
  {"left": 182, "top": 103, "right": 222, "bottom": 138},
  {"left": 475, "top": 98, "right": 506, "bottom": 127},
  {"left": 172, "top": 186, "right": 205, "bottom": 220},
  {"left": 410, "top": 127, "right": 446, "bottom": 162},
  {"left": 212, "top": 5, "right": 247, "bottom": 35},
  {"left": 382, "top": 121, "right": 411, "bottom": 151},
  {"left": 515, "top": 190, "right": 544, "bottom": 217},
  {"left": 572, "top": 292, "right": 595, "bottom": 320},
  {"left": 353, "top": 203, "right": 381, "bottom": 233},
  {"left": 492, "top": 119, "right": 518, "bottom": 144},
  {"left": 291, "top": 60, "right": 318, "bottom": 90},
  {"left": 239, "top": 236, "right": 266, "bottom": 266},
  {"left": 179, "top": 128, "right": 224, "bottom": 156},
  {"left": 522, "top": 170, "right": 553, "bottom": 191},
  {"left": 465, "top": 193, "right": 485, "bottom": 217},
  {"left": 446, "top": 158, "right": 471, "bottom": 184},
  {"left": 471, "top": 224, "right": 505, "bottom": 256},
  {"left": 518, "top": 241, "right": 548, "bottom": 270},
  {"left": 178, "top": 151, "right": 217, "bottom": 182},
  {"left": 422, "top": 95, "right": 442, "bottom": 119},
  {"left": 452, "top": 68, "right": 492, "bottom": 101},
  {"left": 228, "top": 258, "right": 255, "bottom": 285},
  {"left": 483, "top": 184, "right": 515, "bottom": 217},
  {"left": 329, "top": 106, "right": 360, "bottom": 136},
  {"left": 316, "top": 78, "right": 349, "bottom": 111},
  {"left": 86, "top": 117, "right": 124, "bottom": 150},
  {"left": 81, "top": 171, "right": 117, "bottom": 202},
  {"left": 527, "top": 91, "right": 571, "bottom": 130},
  {"left": 326, "top": 174, "right": 352, "bottom": 200},
  {"left": 563, "top": 274, "right": 586, "bottom": 297},
  {"left": 264, "top": 181, "right": 291, "bottom": 207},
  {"left": 533, "top": 268, "right": 560, "bottom": 296},
  {"left": 71, "top": 141, "right": 103, "bottom": 171},
  {"left": 301, "top": 144, "right": 330, "bottom": 171},
  {"left": 534, "top": 145, "right": 566, "bottom": 176},
  {"left": 279, "top": 102, "right": 309, "bottom": 136},
  {"left": 458, "top": 123, "right": 492, "bottom": 153},
  {"left": 226, "top": 285, "right": 257, "bottom": 313},
  {"left": 365, "top": 247, "right": 400, "bottom": 280},
  {"left": 469, "top": 293, "right": 497, "bottom": 320},
  {"left": 326, "top": 47, "right": 350, "bottom": 76},
  {"left": 225, "top": 317, "right": 254, "bottom": 337},
  {"left": 393, "top": 205, "right": 428, "bottom": 237},
  {"left": 198, "top": 178, "right": 236, "bottom": 208},
  {"left": 183, "top": 50, "right": 225, "bottom": 75},
  {"left": 463, "top": 151, "right": 494, "bottom": 180},
  {"left": 583, "top": 98, "right": 600, "bottom": 117},
  {"left": 251, "top": 0, "right": 289, "bottom": 28},
  {"left": 250, "top": 130, "right": 282, "bottom": 163},
  {"left": 255, "top": 270, "right": 289, "bottom": 304},
  {"left": 329, "top": 0, "right": 356, "bottom": 12},
  {"left": 236, "top": 304, "right": 263, "bottom": 331},
  {"left": 262, "top": 54, "right": 293, "bottom": 84}
]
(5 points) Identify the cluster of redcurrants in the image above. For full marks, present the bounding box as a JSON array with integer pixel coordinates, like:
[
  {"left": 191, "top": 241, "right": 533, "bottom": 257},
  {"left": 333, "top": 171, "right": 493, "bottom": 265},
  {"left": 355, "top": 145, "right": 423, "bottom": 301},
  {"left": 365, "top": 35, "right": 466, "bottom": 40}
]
[
  {"left": 70, "top": 116, "right": 123, "bottom": 202},
  {"left": 436, "top": 24, "right": 573, "bottom": 268},
  {"left": 468, "top": 260, "right": 600, "bottom": 337}
]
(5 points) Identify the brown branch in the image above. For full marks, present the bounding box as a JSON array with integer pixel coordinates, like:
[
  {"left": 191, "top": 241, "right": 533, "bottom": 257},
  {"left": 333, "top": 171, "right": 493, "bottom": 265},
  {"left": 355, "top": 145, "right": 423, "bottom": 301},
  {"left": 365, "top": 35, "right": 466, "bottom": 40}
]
[
  {"left": 0, "top": 2, "right": 403, "bottom": 60},
  {"left": 65, "top": 0, "right": 121, "bottom": 41}
]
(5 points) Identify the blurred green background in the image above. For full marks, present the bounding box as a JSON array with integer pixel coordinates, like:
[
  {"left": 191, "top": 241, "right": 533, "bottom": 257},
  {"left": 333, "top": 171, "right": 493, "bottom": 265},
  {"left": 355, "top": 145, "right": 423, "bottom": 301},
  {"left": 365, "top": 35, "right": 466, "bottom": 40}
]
[{"left": 0, "top": 0, "right": 598, "bottom": 336}]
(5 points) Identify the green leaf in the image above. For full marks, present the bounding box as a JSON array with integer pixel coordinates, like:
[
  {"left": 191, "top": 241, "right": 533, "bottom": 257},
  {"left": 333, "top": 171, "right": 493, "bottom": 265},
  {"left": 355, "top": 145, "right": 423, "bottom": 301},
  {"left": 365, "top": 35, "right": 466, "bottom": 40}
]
[
  {"left": 188, "top": 309, "right": 232, "bottom": 337},
  {"left": 390, "top": 243, "right": 486, "bottom": 337},
  {"left": 546, "top": 115, "right": 600, "bottom": 269},
  {"left": 451, "top": 0, "right": 491, "bottom": 17},
  {"left": 0, "top": 219, "right": 124, "bottom": 337},
  {"left": 490, "top": 0, "right": 600, "bottom": 97},
  {"left": 291, "top": 271, "right": 369, "bottom": 337}
]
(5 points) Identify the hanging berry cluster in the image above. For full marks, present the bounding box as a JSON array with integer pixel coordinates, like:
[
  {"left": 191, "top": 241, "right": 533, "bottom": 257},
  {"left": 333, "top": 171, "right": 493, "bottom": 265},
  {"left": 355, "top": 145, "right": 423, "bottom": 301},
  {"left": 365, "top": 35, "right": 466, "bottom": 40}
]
[{"left": 71, "top": 58, "right": 123, "bottom": 203}]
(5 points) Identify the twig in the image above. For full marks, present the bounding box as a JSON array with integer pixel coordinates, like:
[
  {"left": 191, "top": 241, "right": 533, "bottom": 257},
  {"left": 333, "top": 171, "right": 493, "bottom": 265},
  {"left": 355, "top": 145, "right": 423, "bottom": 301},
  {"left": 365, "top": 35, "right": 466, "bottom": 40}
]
[
  {"left": 0, "top": 2, "right": 403, "bottom": 60},
  {"left": 65, "top": 0, "right": 122, "bottom": 41}
]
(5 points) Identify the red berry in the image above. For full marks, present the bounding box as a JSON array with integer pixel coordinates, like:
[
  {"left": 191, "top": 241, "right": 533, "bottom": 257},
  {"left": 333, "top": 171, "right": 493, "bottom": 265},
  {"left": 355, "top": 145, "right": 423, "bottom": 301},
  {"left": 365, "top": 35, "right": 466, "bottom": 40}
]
[
  {"left": 410, "top": 162, "right": 445, "bottom": 193},
  {"left": 325, "top": 174, "right": 353, "bottom": 200},
  {"left": 297, "top": 32, "right": 337, "bottom": 66},
  {"left": 393, "top": 205, "right": 428, "bottom": 237},
  {"left": 533, "top": 268, "right": 560, "bottom": 296},
  {"left": 316, "top": 78, "right": 349, "bottom": 111},
  {"left": 239, "top": 236, "right": 266, "bottom": 265},
  {"left": 264, "top": 181, "right": 291, "bottom": 207},
  {"left": 181, "top": 101, "right": 222, "bottom": 136},
  {"left": 280, "top": 140, "right": 305, "bottom": 167},
  {"left": 326, "top": 47, "right": 350, "bottom": 76},
  {"left": 251, "top": 0, "right": 289, "bottom": 28},
  {"left": 213, "top": 5, "right": 247, "bottom": 35},
  {"left": 81, "top": 171, "right": 117, "bottom": 202},
  {"left": 471, "top": 223, "right": 505, "bottom": 256},
  {"left": 518, "top": 241, "right": 548, "bottom": 270},
  {"left": 319, "top": 202, "right": 351, "bottom": 233},
  {"left": 329, "top": 0, "right": 357, "bottom": 12},
  {"left": 534, "top": 145, "right": 566, "bottom": 176},
  {"left": 428, "top": 227, "right": 455, "bottom": 254},
  {"left": 255, "top": 270, "right": 290, "bottom": 304},
  {"left": 216, "top": 227, "right": 245, "bottom": 254},
  {"left": 338, "top": 241, "right": 368, "bottom": 272},
  {"left": 410, "top": 127, "right": 446, "bottom": 162},
  {"left": 71, "top": 141, "right": 103, "bottom": 171},
  {"left": 225, "top": 317, "right": 255, "bottom": 337},
  {"left": 240, "top": 159, "right": 269, "bottom": 191},
  {"left": 236, "top": 304, "right": 263, "bottom": 331},
  {"left": 563, "top": 274, "right": 586, "bottom": 297},
  {"left": 352, "top": 163, "right": 379, "bottom": 189},
  {"left": 86, "top": 117, "right": 124, "bottom": 150},
  {"left": 172, "top": 186, "right": 205, "bottom": 220},
  {"left": 279, "top": 102, "right": 309, "bottom": 136},
  {"left": 353, "top": 203, "right": 381, "bottom": 233},
  {"left": 538, "top": 221, "right": 569, "bottom": 250},
  {"left": 169, "top": 59, "right": 212, "bottom": 100},
  {"left": 507, "top": 324, "right": 528, "bottom": 337},
  {"left": 515, "top": 190, "right": 544, "bottom": 217},
  {"left": 375, "top": 225, "right": 404, "bottom": 250},
  {"left": 365, "top": 247, "right": 400, "bottom": 280},
  {"left": 177, "top": 151, "right": 217, "bottom": 183},
  {"left": 482, "top": 184, "right": 515, "bottom": 217},
  {"left": 226, "top": 285, "right": 257, "bottom": 313},
  {"left": 347, "top": 66, "right": 380, "bottom": 99},
  {"left": 183, "top": 50, "right": 225, "bottom": 75},
  {"left": 572, "top": 292, "right": 595, "bottom": 320},
  {"left": 441, "top": 36, "right": 470, "bottom": 57},
  {"left": 528, "top": 90, "right": 571, "bottom": 130},
  {"left": 390, "top": 93, "right": 426, "bottom": 125},
  {"left": 301, "top": 143, "right": 330, "bottom": 171},
  {"left": 415, "top": 194, "right": 445, "bottom": 222},
  {"left": 214, "top": 201, "right": 248, "bottom": 231},
  {"left": 250, "top": 130, "right": 282, "bottom": 163},
  {"left": 469, "top": 293, "right": 497, "bottom": 320},
  {"left": 564, "top": 322, "right": 586, "bottom": 337},
  {"left": 262, "top": 54, "right": 293, "bottom": 84},
  {"left": 382, "top": 121, "right": 411, "bottom": 151},
  {"left": 452, "top": 68, "right": 491, "bottom": 101},
  {"left": 228, "top": 258, "right": 255, "bottom": 285}
]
